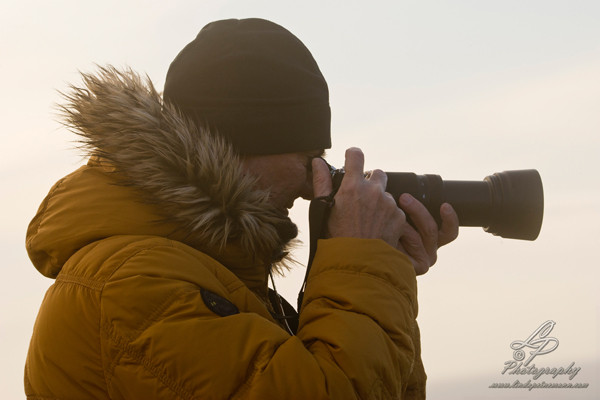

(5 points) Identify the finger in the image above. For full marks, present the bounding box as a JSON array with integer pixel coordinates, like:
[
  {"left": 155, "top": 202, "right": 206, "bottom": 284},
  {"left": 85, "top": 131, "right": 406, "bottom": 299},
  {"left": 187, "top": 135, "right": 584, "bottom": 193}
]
[
  {"left": 312, "top": 157, "right": 333, "bottom": 198},
  {"left": 343, "top": 147, "right": 365, "bottom": 179},
  {"left": 438, "top": 203, "right": 459, "bottom": 247},
  {"left": 399, "top": 193, "right": 438, "bottom": 253},
  {"left": 367, "top": 169, "right": 388, "bottom": 190},
  {"left": 397, "top": 224, "right": 433, "bottom": 275}
]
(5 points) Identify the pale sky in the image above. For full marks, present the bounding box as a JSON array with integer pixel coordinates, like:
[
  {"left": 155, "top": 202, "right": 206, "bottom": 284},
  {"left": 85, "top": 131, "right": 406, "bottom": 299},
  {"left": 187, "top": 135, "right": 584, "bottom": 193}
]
[{"left": 1, "top": 1, "right": 599, "bottom": 398}]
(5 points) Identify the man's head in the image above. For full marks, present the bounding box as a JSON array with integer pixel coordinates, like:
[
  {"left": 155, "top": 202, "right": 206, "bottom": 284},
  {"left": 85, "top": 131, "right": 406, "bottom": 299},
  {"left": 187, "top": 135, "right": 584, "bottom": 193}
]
[
  {"left": 163, "top": 18, "right": 331, "bottom": 156},
  {"left": 164, "top": 18, "right": 331, "bottom": 220}
]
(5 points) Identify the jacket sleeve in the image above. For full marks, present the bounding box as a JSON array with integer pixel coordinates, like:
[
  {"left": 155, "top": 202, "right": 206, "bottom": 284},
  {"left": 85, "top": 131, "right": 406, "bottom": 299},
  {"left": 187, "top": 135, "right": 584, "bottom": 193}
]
[
  {"left": 100, "top": 238, "right": 423, "bottom": 399},
  {"left": 295, "top": 238, "right": 422, "bottom": 399}
]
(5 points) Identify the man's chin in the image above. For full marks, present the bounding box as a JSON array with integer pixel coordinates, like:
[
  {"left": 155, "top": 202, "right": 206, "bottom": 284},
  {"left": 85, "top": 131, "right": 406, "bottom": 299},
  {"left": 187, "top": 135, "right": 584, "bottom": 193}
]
[
  {"left": 275, "top": 204, "right": 291, "bottom": 217},
  {"left": 273, "top": 212, "right": 298, "bottom": 244}
]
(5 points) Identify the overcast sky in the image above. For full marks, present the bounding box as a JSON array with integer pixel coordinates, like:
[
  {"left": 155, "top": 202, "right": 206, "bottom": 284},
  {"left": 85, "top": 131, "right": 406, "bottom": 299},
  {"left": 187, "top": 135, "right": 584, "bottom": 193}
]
[{"left": 1, "top": 1, "right": 599, "bottom": 398}]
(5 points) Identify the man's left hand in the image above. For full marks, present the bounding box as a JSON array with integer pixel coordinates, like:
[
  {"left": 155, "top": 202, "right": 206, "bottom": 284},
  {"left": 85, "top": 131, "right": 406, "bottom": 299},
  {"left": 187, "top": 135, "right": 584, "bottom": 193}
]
[{"left": 396, "top": 193, "right": 459, "bottom": 275}]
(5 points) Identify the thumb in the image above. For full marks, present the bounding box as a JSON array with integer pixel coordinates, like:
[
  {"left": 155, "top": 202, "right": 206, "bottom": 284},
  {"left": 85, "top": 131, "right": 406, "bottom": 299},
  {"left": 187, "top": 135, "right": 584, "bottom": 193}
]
[{"left": 312, "top": 157, "right": 333, "bottom": 198}]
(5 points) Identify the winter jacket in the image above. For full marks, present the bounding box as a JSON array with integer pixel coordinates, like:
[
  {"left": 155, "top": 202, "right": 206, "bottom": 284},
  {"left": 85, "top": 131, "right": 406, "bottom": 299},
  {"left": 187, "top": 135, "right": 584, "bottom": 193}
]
[{"left": 25, "top": 67, "right": 426, "bottom": 399}]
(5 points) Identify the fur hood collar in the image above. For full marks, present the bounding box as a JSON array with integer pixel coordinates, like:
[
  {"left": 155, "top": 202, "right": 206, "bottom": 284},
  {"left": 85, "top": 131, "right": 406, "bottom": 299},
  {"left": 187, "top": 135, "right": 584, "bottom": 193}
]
[{"left": 58, "top": 66, "right": 295, "bottom": 268}]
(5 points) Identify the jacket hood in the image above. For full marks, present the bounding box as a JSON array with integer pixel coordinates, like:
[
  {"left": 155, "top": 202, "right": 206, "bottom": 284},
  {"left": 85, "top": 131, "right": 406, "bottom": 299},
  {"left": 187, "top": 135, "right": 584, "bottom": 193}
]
[{"left": 27, "top": 66, "right": 297, "bottom": 279}]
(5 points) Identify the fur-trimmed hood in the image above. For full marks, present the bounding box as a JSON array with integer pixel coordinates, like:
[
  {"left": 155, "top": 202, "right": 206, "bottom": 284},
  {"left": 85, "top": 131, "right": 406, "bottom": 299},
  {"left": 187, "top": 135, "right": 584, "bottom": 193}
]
[{"left": 27, "top": 66, "right": 296, "bottom": 280}]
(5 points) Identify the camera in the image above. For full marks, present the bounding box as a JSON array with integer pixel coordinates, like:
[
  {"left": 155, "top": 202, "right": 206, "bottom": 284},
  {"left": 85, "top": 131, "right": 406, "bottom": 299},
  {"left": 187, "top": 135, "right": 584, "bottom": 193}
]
[{"left": 329, "top": 167, "right": 544, "bottom": 240}]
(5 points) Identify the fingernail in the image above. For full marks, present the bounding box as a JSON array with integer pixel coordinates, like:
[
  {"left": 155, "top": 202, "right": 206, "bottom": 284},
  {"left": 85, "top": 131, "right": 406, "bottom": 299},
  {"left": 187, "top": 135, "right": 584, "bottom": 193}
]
[
  {"left": 400, "top": 194, "right": 413, "bottom": 205},
  {"left": 441, "top": 203, "right": 452, "bottom": 215}
]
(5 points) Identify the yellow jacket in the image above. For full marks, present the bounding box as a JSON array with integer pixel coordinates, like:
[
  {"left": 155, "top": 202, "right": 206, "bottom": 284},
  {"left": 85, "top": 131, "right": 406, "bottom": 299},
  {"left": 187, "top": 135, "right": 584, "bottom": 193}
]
[{"left": 25, "top": 67, "right": 426, "bottom": 399}]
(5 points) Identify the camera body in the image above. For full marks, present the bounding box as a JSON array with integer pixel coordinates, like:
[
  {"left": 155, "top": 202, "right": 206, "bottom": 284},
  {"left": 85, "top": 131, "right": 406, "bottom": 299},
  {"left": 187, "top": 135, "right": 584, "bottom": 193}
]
[{"left": 329, "top": 167, "right": 544, "bottom": 240}]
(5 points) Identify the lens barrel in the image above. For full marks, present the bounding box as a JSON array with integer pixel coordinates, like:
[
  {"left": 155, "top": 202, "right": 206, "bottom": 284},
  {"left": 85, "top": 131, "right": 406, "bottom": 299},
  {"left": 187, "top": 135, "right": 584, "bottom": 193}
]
[{"left": 331, "top": 169, "right": 544, "bottom": 240}]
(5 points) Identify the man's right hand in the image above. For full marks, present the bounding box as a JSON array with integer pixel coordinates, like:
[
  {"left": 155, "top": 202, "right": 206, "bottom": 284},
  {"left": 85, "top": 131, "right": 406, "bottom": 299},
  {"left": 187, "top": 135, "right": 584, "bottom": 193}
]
[{"left": 312, "top": 147, "right": 406, "bottom": 248}]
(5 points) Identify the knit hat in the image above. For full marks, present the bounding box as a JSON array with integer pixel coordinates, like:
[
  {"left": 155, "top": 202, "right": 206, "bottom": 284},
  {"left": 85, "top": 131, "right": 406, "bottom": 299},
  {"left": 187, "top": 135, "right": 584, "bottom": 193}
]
[{"left": 163, "top": 18, "right": 331, "bottom": 155}]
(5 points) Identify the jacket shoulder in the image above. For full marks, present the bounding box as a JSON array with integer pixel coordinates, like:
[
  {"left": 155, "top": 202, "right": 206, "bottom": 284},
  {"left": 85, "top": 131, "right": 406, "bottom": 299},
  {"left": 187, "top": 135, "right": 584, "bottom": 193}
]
[
  {"left": 93, "top": 236, "right": 281, "bottom": 398},
  {"left": 61, "top": 235, "right": 242, "bottom": 291}
]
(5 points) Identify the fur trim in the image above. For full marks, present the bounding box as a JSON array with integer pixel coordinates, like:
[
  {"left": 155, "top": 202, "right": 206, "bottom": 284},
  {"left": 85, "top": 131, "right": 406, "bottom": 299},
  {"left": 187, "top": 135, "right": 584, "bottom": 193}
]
[{"left": 59, "top": 66, "right": 295, "bottom": 268}]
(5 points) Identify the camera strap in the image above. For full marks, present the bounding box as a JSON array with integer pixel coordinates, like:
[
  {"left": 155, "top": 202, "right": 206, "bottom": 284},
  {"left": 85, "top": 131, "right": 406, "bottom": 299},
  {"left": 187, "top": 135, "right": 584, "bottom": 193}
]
[{"left": 296, "top": 192, "right": 335, "bottom": 314}]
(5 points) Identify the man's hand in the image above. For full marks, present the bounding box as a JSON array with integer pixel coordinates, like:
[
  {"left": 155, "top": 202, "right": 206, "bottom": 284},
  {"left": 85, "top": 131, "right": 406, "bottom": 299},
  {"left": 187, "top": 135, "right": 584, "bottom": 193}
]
[
  {"left": 312, "top": 147, "right": 460, "bottom": 275},
  {"left": 397, "top": 194, "right": 459, "bottom": 275},
  {"left": 312, "top": 148, "right": 406, "bottom": 248}
]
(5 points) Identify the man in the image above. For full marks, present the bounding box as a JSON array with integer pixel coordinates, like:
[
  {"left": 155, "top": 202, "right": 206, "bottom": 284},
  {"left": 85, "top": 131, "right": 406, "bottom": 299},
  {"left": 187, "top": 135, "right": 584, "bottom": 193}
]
[{"left": 25, "top": 19, "right": 458, "bottom": 399}]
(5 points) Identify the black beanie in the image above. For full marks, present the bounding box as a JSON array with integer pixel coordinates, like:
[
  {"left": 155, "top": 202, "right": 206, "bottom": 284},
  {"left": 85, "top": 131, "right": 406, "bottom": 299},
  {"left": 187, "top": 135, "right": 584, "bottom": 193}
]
[{"left": 164, "top": 18, "right": 331, "bottom": 155}]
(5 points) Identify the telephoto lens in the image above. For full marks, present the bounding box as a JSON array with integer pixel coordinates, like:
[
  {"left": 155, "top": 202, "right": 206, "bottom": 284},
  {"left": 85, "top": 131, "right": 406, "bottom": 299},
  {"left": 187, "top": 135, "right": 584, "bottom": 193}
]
[{"left": 330, "top": 168, "right": 544, "bottom": 240}]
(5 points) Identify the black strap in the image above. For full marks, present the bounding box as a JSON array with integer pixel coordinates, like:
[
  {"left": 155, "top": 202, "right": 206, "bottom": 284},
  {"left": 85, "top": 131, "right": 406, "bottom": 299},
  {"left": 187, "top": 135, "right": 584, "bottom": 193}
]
[
  {"left": 297, "top": 193, "right": 335, "bottom": 313},
  {"left": 268, "top": 288, "right": 299, "bottom": 335}
]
